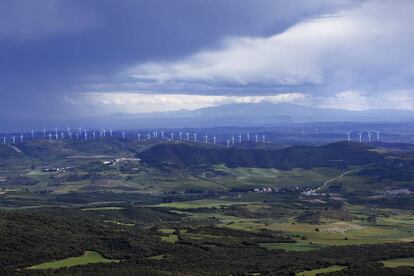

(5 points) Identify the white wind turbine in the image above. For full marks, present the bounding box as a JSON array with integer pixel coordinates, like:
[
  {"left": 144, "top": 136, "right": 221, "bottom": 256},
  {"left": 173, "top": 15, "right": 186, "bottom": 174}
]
[
  {"left": 194, "top": 133, "right": 197, "bottom": 142},
  {"left": 186, "top": 132, "right": 190, "bottom": 141},
  {"left": 48, "top": 133, "right": 52, "bottom": 141},
  {"left": 55, "top": 133, "right": 59, "bottom": 140},
  {"left": 204, "top": 134, "right": 208, "bottom": 143},
  {"left": 84, "top": 132, "right": 89, "bottom": 140},
  {"left": 31, "top": 129, "right": 34, "bottom": 139},
  {"left": 147, "top": 133, "right": 151, "bottom": 140},
  {"left": 227, "top": 139, "right": 230, "bottom": 148},
  {"left": 246, "top": 133, "right": 250, "bottom": 141},
  {"left": 346, "top": 132, "right": 352, "bottom": 142},
  {"left": 75, "top": 133, "right": 79, "bottom": 140},
  {"left": 231, "top": 136, "right": 235, "bottom": 145},
  {"left": 42, "top": 129, "right": 46, "bottom": 138},
  {"left": 92, "top": 131, "right": 96, "bottom": 139},
  {"left": 374, "top": 131, "right": 381, "bottom": 142},
  {"left": 20, "top": 134, "right": 23, "bottom": 143},
  {"left": 368, "top": 131, "right": 372, "bottom": 142},
  {"left": 69, "top": 132, "right": 73, "bottom": 139},
  {"left": 102, "top": 129, "right": 106, "bottom": 137},
  {"left": 213, "top": 135, "right": 217, "bottom": 144},
  {"left": 179, "top": 132, "right": 183, "bottom": 140},
  {"left": 262, "top": 134, "right": 266, "bottom": 143},
  {"left": 2, "top": 137, "right": 6, "bottom": 144},
  {"left": 255, "top": 134, "right": 258, "bottom": 143},
  {"left": 161, "top": 131, "right": 165, "bottom": 139},
  {"left": 238, "top": 133, "right": 242, "bottom": 143},
  {"left": 11, "top": 136, "right": 16, "bottom": 144},
  {"left": 358, "top": 132, "right": 363, "bottom": 143},
  {"left": 109, "top": 128, "right": 113, "bottom": 136},
  {"left": 61, "top": 132, "right": 65, "bottom": 139},
  {"left": 170, "top": 132, "right": 174, "bottom": 140},
  {"left": 55, "top": 128, "right": 58, "bottom": 137},
  {"left": 122, "top": 131, "right": 125, "bottom": 139}
]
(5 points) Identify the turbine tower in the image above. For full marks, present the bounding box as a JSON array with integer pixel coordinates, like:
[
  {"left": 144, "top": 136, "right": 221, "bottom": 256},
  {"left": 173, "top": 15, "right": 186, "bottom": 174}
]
[
  {"left": 55, "top": 133, "right": 59, "bottom": 140},
  {"left": 20, "top": 134, "right": 23, "bottom": 143},
  {"left": 194, "top": 133, "right": 197, "bottom": 142},
  {"left": 92, "top": 131, "right": 96, "bottom": 139},
  {"left": 75, "top": 133, "right": 79, "bottom": 140},
  {"left": 186, "top": 132, "right": 190, "bottom": 141},
  {"left": 42, "top": 129, "right": 46, "bottom": 138},
  {"left": 346, "top": 132, "right": 352, "bottom": 142},
  {"left": 204, "top": 134, "right": 208, "bottom": 143},
  {"left": 255, "top": 134, "right": 258, "bottom": 143},
  {"left": 161, "top": 131, "right": 165, "bottom": 139},
  {"left": 231, "top": 136, "right": 235, "bottom": 145},
  {"left": 122, "top": 131, "right": 125, "bottom": 139},
  {"left": 368, "top": 131, "right": 372, "bottom": 142},
  {"left": 170, "top": 132, "right": 174, "bottom": 140},
  {"left": 213, "top": 135, "right": 217, "bottom": 144},
  {"left": 69, "top": 132, "right": 73, "bottom": 139},
  {"left": 31, "top": 129, "right": 34, "bottom": 139},
  {"left": 227, "top": 139, "right": 230, "bottom": 148},
  {"left": 109, "top": 128, "right": 113, "bottom": 136},
  {"left": 2, "top": 137, "right": 6, "bottom": 144},
  {"left": 48, "top": 133, "right": 52, "bottom": 141},
  {"left": 147, "top": 133, "right": 151, "bottom": 140},
  {"left": 358, "top": 132, "right": 363, "bottom": 143},
  {"left": 102, "top": 129, "right": 106, "bottom": 137},
  {"left": 247, "top": 133, "right": 250, "bottom": 141},
  {"left": 11, "top": 136, "right": 16, "bottom": 144},
  {"left": 374, "top": 131, "right": 381, "bottom": 142},
  {"left": 262, "top": 134, "right": 266, "bottom": 143},
  {"left": 137, "top": 133, "right": 141, "bottom": 141},
  {"left": 238, "top": 134, "right": 242, "bottom": 143},
  {"left": 179, "top": 132, "right": 183, "bottom": 140}
]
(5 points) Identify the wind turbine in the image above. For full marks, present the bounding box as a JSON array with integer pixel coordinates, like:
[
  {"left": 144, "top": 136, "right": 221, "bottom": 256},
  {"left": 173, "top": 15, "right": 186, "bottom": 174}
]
[
  {"left": 61, "top": 132, "right": 65, "bottom": 139},
  {"left": 2, "top": 137, "right": 6, "bottom": 144},
  {"left": 122, "top": 131, "right": 125, "bottom": 139},
  {"left": 102, "top": 129, "right": 106, "bottom": 137},
  {"left": 109, "top": 128, "right": 113, "bottom": 136},
  {"left": 358, "top": 132, "right": 363, "bottom": 143},
  {"left": 161, "top": 131, "right": 165, "bottom": 139},
  {"left": 194, "top": 133, "right": 197, "bottom": 142},
  {"left": 213, "top": 135, "right": 217, "bottom": 144},
  {"left": 374, "top": 131, "right": 381, "bottom": 142},
  {"left": 246, "top": 133, "right": 250, "bottom": 141},
  {"left": 92, "top": 131, "right": 96, "bottom": 139},
  {"left": 153, "top": 131, "right": 156, "bottom": 139},
  {"left": 42, "top": 129, "right": 46, "bottom": 138},
  {"left": 48, "top": 133, "right": 52, "bottom": 141},
  {"left": 84, "top": 132, "right": 88, "bottom": 140},
  {"left": 69, "top": 132, "right": 73, "bottom": 139},
  {"left": 262, "top": 134, "right": 266, "bottom": 143},
  {"left": 170, "top": 132, "right": 174, "bottom": 140},
  {"left": 204, "top": 134, "right": 208, "bottom": 143},
  {"left": 255, "top": 134, "right": 258, "bottom": 143},
  {"left": 31, "top": 129, "right": 34, "bottom": 139},
  {"left": 11, "top": 136, "right": 16, "bottom": 144},
  {"left": 227, "top": 139, "right": 230, "bottom": 148},
  {"left": 147, "top": 133, "right": 151, "bottom": 140},
  {"left": 19, "top": 134, "right": 23, "bottom": 143},
  {"left": 368, "top": 131, "right": 373, "bottom": 142},
  {"left": 179, "top": 132, "right": 183, "bottom": 140},
  {"left": 55, "top": 133, "right": 59, "bottom": 140},
  {"left": 186, "top": 132, "right": 190, "bottom": 141},
  {"left": 231, "top": 136, "right": 235, "bottom": 145},
  {"left": 55, "top": 128, "right": 58, "bottom": 137},
  {"left": 238, "top": 134, "right": 242, "bottom": 143},
  {"left": 75, "top": 133, "right": 79, "bottom": 140},
  {"left": 346, "top": 132, "right": 352, "bottom": 142},
  {"left": 137, "top": 133, "right": 141, "bottom": 141}
]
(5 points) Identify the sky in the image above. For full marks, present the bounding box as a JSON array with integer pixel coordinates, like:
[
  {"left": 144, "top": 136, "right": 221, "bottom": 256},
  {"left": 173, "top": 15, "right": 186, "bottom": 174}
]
[{"left": 1, "top": 0, "right": 414, "bottom": 119}]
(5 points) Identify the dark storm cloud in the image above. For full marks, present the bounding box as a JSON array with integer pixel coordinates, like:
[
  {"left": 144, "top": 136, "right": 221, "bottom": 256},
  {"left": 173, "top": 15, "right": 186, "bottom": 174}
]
[{"left": 0, "top": 0, "right": 357, "bottom": 118}]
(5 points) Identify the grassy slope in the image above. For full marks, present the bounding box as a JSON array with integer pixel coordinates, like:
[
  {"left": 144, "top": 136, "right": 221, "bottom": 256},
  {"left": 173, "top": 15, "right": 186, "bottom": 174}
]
[{"left": 27, "top": 251, "right": 119, "bottom": 270}]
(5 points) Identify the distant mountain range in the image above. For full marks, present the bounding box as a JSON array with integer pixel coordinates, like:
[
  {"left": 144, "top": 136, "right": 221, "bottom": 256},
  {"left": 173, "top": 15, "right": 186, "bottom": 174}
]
[{"left": 2, "top": 103, "right": 414, "bottom": 132}]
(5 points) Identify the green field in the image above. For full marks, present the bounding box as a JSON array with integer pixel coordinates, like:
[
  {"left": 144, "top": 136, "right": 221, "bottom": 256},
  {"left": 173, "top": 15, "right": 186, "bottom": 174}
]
[
  {"left": 296, "top": 265, "right": 346, "bottom": 276},
  {"left": 27, "top": 251, "right": 120, "bottom": 270},
  {"left": 382, "top": 257, "right": 414, "bottom": 268}
]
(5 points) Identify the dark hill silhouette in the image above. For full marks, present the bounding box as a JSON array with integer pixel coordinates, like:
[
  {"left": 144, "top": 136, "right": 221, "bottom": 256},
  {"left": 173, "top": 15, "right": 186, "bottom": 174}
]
[{"left": 138, "top": 141, "right": 383, "bottom": 170}]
